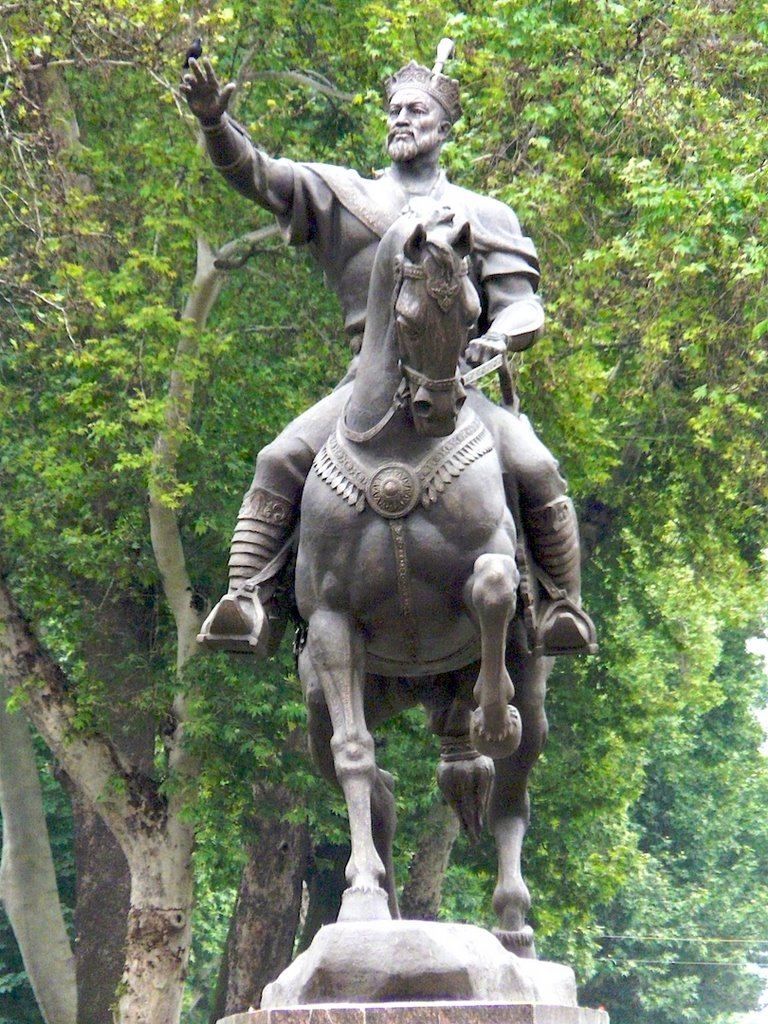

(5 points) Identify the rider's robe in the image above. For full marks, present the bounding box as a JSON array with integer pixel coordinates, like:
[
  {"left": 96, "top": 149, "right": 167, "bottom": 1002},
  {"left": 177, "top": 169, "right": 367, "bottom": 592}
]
[
  {"left": 212, "top": 128, "right": 541, "bottom": 353},
  {"left": 209, "top": 122, "right": 566, "bottom": 552}
]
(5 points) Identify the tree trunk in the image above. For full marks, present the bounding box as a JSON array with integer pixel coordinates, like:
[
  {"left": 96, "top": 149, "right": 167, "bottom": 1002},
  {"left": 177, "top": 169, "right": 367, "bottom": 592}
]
[
  {"left": 70, "top": 594, "right": 157, "bottom": 1024},
  {"left": 399, "top": 799, "right": 459, "bottom": 920},
  {"left": 68, "top": 791, "right": 130, "bottom": 1024},
  {"left": 115, "top": 827, "right": 196, "bottom": 1024},
  {"left": 297, "top": 842, "right": 349, "bottom": 953},
  {"left": 0, "top": 677, "right": 77, "bottom": 1024},
  {"left": 211, "top": 788, "right": 309, "bottom": 1020},
  {"left": 0, "top": 573, "right": 198, "bottom": 1024}
]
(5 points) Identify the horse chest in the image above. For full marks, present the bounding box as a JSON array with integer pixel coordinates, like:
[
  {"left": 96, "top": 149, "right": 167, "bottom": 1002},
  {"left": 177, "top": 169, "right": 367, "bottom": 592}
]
[
  {"left": 311, "top": 414, "right": 497, "bottom": 520},
  {"left": 297, "top": 426, "right": 513, "bottom": 622}
]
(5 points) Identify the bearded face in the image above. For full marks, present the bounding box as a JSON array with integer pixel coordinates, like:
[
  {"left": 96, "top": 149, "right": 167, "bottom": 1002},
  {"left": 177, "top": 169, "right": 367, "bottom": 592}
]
[{"left": 386, "top": 88, "right": 450, "bottom": 164}]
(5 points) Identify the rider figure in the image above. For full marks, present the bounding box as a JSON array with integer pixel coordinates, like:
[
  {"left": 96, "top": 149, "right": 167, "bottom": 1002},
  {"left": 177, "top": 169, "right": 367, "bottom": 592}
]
[{"left": 182, "top": 46, "right": 596, "bottom": 657}]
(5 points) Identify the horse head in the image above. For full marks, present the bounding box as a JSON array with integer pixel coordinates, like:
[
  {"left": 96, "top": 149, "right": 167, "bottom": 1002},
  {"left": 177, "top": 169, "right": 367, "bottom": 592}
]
[{"left": 394, "top": 203, "right": 481, "bottom": 437}]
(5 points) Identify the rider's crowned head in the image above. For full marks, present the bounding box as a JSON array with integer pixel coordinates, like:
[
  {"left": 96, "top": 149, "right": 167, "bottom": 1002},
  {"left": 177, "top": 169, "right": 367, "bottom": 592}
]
[{"left": 385, "top": 59, "right": 461, "bottom": 163}]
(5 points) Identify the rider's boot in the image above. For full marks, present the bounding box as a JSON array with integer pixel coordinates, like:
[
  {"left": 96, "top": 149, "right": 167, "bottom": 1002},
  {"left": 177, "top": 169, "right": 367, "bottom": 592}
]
[
  {"left": 525, "top": 497, "right": 597, "bottom": 656},
  {"left": 197, "top": 488, "right": 294, "bottom": 655}
]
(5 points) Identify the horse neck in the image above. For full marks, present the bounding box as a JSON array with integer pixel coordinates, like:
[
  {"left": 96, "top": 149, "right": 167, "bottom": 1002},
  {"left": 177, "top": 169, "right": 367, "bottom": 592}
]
[{"left": 345, "top": 285, "right": 403, "bottom": 435}]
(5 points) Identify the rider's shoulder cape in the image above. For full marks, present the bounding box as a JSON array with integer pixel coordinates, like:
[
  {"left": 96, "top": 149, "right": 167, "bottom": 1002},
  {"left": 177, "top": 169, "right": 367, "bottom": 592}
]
[{"left": 279, "top": 162, "right": 540, "bottom": 290}]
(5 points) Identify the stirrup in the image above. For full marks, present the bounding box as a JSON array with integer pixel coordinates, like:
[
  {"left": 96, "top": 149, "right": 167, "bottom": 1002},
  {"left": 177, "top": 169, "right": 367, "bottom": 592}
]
[
  {"left": 535, "top": 597, "right": 597, "bottom": 657},
  {"left": 197, "top": 586, "right": 271, "bottom": 656}
]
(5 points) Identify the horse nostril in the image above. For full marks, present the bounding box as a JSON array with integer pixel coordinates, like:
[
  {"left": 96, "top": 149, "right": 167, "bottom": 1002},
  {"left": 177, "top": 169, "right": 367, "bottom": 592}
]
[{"left": 413, "top": 385, "right": 433, "bottom": 417}]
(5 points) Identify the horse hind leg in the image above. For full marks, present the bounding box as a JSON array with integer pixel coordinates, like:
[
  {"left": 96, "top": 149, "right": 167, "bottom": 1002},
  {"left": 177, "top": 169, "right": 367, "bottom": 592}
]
[
  {"left": 298, "top": 609, "right": 390, "bottom": 921},
  {"left": 371, "top": 768, "right": 400, "bottom": 918},
  {"left": 490, "top": 639, "right": 550, "bottom": 959},
  {"left": 465, "top": 553, "right": 522, "bottom": 760},
  {"left": 491, "top": 768, "right": 536, "bottom": 957}
]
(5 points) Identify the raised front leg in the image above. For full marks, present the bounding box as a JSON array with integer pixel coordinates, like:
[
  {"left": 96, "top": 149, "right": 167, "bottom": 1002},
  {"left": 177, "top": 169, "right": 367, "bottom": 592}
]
[
  {"left": 299, "top": 609, "right": 390, "bottom": 922},
  {"left": 465, "top": 553, "right": 522, "bottom": 759}
]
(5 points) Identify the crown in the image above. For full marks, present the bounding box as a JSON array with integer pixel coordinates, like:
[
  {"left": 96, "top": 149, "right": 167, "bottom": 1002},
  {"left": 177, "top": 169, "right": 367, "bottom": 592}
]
[{"left": 385, "top": 59, "right": 462, "bottom": 124}]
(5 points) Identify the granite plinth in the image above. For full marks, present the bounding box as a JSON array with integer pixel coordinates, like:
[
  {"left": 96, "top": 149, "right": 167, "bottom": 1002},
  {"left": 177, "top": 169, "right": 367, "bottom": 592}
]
[
  {"left": 260, "top": 922, "right": 576, "bottom": 1008},
  {"left": 218, "top": 1003, "right": 609, "bottom": 1024}
]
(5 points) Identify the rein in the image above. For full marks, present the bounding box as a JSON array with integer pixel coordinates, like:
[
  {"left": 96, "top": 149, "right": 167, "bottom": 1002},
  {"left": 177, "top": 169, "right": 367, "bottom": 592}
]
[{"left": 339, "top": 378, "right": 408, "bottom": 443}]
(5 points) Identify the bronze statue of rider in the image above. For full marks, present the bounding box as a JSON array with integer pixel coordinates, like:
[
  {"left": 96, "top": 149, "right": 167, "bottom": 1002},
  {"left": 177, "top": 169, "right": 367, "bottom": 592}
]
[{"left": 181, "top": 42, "right": 596, "bottom": 658}]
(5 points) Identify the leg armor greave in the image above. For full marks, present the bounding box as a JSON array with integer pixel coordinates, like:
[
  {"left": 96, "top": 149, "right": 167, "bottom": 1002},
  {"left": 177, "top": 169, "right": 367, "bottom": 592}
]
[
  {"left": 197, "top": 487, "right": 295, "bottom": 656},
  {"left": 526, "top": 497, "right": 582, "bottom": 600},
  {"left": 525, "top": 498, "right": 597, "bottom": 656},
  {"left": 228, "top": 488, "right": 294, "bottom": 591}
]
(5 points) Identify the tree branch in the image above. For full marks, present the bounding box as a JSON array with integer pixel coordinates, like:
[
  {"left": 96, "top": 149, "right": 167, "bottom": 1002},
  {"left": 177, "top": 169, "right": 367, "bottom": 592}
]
[
  {"left": 248, "top": 69, "right": 356, "bottom": 102},
  {"left": 214, "top": 224, "right": 279, "bottom": 270},
  {"left": 149, "top": 237, "right": 220, "bottom": 675},
  {"left": 0, "top": 574, "right": 154, "bottom": 842},
  {"left": 0, "top": 675, "right": 77, "bottom": 1024},
  {"left": 21, "top": 58, "right": 136, "bottom": 72}
]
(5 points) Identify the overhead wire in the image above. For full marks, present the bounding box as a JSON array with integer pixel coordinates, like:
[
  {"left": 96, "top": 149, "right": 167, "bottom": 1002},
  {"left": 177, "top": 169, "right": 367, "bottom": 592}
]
[
  {"left": 592, "top": 934, "right": 768, "bottom": 968},
  {"left": 599, "top": 935, "right": 768, "bottom": 945}
]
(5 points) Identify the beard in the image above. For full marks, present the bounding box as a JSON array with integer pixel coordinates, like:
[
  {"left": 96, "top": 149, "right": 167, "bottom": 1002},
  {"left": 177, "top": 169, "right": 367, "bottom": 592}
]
[
  {"left": 387, "top": 124, "right": 443, "bottom": 164},
  {"left": 388, "top": 136, "right": 419, "bottom": 162}
]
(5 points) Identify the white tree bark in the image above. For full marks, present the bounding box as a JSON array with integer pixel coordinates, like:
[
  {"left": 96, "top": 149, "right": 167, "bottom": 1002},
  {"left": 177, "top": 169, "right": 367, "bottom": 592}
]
[
  {"left": 0, "top": 224, "right": 279, "bottom": 1024},
  {"left": 116, "top": 228, "right": 276, "bottom": 1024},
  {"left": 0, "top": 678, "right": 77, "bottom": 1024},
  {"left": 115, "top": 237, "right": 221, "bottom": 1024}
]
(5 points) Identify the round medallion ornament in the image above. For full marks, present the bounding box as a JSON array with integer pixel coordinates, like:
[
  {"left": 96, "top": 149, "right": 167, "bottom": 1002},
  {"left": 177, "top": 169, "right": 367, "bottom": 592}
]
[{"left": 366, "top": 464, "right": 421, "bottom": 519}]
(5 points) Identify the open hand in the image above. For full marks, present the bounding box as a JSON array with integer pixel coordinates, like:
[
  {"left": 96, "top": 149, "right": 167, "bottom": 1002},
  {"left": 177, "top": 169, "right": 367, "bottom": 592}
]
[{"left": 180, "top": 57, "right": 235, "bottom": 125}]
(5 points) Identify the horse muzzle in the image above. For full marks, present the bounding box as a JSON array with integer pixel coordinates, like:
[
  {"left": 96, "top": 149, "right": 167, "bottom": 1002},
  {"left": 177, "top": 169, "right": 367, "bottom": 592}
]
[{"left": 411, "top": 379, "right": 467, "bottom": 437}]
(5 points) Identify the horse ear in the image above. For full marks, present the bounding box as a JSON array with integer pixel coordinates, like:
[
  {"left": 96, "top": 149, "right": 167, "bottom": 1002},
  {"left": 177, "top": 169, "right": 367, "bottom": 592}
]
[
  {"left": 452, "top": 221, "right": 472, "bottom": 259},
  {"left": 404, "top": 223, "right": 427, "bottom": 263}
]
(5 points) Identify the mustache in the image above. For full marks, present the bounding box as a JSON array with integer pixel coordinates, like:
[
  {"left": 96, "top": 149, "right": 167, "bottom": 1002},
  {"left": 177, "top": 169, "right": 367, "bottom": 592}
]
[{"left": 387, "top": 128, "right": 414, "bottom": 142}]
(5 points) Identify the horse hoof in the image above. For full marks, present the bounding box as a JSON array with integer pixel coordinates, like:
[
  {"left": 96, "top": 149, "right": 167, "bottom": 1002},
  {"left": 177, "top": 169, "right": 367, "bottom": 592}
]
[
  {"left": 493, "top": 925, "right": 536, "bottom": 957},
  {"left": 470, "top": 704, "right": 522, "bottom": 760},
  {"left": 437, "top": 750, "right": 495, "bottom": 842},
  {"left": 338, "top": 886, "right": 391, "bottom": 922}
]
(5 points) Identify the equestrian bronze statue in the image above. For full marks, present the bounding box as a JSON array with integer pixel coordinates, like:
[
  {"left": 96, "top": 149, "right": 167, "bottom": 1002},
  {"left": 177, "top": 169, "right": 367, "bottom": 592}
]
[{"left": 183, "top": 43, "right": 596, "bottom": 955}]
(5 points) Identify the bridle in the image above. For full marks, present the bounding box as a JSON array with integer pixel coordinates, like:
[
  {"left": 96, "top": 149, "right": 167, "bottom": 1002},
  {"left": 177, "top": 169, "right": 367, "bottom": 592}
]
[
  {"left": 339, "top": 243, "right": 480, "bottom": 444},
  {"left": 393, "top": 248, "right": 470, "bottom": 393}
]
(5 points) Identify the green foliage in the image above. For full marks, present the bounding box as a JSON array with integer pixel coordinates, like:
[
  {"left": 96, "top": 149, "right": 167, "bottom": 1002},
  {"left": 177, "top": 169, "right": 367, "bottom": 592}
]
[{"left": 2, "top": 2, "right": 768, "bottom": 1023}]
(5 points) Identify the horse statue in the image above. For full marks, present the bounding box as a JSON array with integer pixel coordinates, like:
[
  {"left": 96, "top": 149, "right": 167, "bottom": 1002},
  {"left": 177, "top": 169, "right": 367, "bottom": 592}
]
[{"left": 294, "top": 201, "right": 552, "bottom": 955}]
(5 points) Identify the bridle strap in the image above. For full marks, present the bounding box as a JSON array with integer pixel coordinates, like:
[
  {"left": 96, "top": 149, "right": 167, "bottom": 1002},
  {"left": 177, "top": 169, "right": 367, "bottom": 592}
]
[
  {"left": 399, "top": 360, "right": 463, "bottom": 393},
  {"left": 395, "top": 253, "right": 470, "bottom": 312},
  {"left": 397, "top": 260, "right": 470, "bottom": 281}
]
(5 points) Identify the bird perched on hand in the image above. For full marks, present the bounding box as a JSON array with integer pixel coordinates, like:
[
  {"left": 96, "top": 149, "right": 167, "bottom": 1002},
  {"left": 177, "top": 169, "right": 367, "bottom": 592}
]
[{"left": 183, "top": 37, "right": 203, "bottom": 69}]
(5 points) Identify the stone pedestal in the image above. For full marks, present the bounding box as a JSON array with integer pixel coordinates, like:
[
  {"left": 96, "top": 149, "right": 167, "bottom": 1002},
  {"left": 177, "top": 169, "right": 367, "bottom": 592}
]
[
  {"left": 217, "top": 922, "right": 608, "bottom": 1024},
  {"left": 219, "top": 1004, "right": 608, "bottom": 1023}
]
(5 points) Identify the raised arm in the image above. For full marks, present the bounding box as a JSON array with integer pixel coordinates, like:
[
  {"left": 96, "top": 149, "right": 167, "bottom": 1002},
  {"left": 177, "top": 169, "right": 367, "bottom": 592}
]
[{"left": 181, "top": 58, "right": 294, "bottom": 216}]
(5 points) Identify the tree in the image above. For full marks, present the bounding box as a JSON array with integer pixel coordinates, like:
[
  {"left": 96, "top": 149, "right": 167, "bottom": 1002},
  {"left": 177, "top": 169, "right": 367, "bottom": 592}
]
[
  {"left": 2, "top": 3, "right": 768, "bottom": 1024},
  {"left": 0, "top": 677, "right": 76, "bottom": 1024}
]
